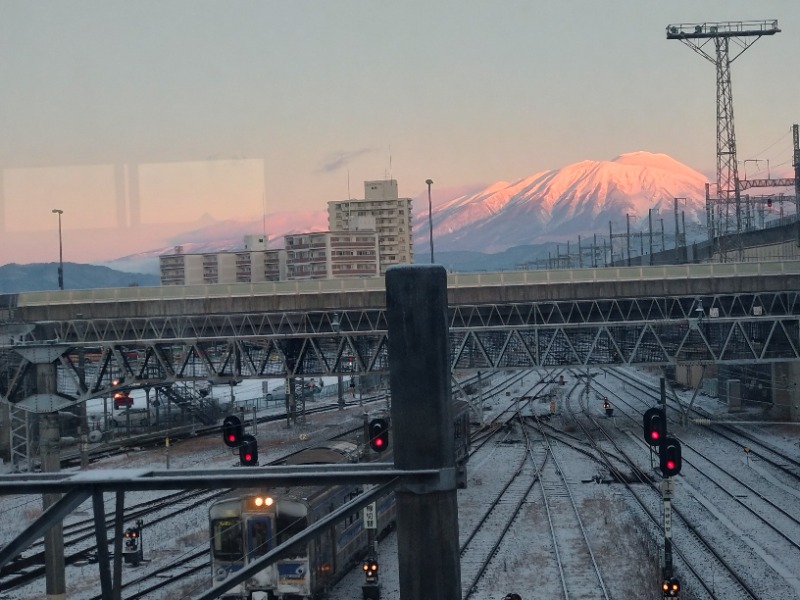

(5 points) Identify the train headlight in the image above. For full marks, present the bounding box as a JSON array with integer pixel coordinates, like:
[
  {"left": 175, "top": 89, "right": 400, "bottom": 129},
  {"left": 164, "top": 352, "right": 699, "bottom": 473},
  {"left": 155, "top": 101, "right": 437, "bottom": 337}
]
[
  {"left": 254, "top": 496, "right": 274, "bottom": 508},
  {"left": 215, "top": 567, "right": 228, "bottom": 581}
]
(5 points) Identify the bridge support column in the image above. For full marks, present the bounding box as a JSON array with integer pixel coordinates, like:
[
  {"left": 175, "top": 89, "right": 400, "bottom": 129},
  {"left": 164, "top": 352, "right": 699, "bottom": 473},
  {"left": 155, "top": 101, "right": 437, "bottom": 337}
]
[
  {"left": 284, "top": 376, "right": 297, "bottom": 427},
  {"left": 772, "top": 362, "right": 800, "bottom": 420},
  {"left": 38, "top": 363, "right": 66, "bottom": 600}
]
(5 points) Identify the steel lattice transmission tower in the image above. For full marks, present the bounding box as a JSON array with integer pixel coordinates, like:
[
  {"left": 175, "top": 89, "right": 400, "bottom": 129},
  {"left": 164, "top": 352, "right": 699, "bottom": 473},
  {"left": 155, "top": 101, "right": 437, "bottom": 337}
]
[{"left": 667, "top": 20, "right": 780, "bottom": 245}]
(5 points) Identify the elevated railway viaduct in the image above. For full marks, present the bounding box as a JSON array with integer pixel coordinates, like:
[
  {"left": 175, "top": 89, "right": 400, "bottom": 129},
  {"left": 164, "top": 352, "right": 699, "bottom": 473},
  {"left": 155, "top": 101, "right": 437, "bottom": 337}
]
[{"left": 3, "top": 261, "right": 800, "bottom": 418}]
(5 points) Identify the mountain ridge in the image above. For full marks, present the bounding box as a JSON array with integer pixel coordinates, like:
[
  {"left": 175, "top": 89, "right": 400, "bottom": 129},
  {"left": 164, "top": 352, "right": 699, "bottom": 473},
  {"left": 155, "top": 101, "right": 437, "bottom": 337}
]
[{"left": 423, "top": 151, "right": 709, "bottom": 253}]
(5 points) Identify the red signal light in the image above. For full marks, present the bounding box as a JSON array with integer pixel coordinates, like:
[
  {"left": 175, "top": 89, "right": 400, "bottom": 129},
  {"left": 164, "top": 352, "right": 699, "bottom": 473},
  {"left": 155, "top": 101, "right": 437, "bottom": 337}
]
[
  {"left": 659, "top": 437, "right": 682, "bottom": 477},
  {"left": 368, "top": 418, "right": 389, "bottom": 453},
  {"left": 222, "top": 415, "right": 243, "bottom": 448},
  {"left": 239, "top": 434, "right": 258, "bottom": 466},
  {"left": 643, "top": 407, "right": 666, "bottom": 447}
]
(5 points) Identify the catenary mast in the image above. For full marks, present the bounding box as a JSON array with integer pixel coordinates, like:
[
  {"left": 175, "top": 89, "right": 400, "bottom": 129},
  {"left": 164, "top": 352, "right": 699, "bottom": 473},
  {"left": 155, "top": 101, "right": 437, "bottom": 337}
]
[{"left": 667, "top": 20, "right": 780, "bottom": 258}]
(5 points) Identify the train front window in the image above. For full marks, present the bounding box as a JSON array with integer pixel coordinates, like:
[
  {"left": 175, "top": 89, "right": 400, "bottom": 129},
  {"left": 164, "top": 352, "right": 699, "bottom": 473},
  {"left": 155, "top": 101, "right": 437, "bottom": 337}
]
[
  {"left": 212, "top": 518, "right": 243, "bottom": 561},
  {"left": 276, "top": 514, "right": 308, "bottom": 546},
  {"left": 248, "top": 518, "right": 272, "bottom": 558}
]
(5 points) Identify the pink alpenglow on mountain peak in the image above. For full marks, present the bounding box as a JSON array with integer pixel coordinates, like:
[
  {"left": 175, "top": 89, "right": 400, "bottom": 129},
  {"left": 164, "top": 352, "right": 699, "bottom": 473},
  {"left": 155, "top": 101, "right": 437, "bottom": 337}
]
[{"left": 418, "top": 151, "right": 709, "bottom": 254}]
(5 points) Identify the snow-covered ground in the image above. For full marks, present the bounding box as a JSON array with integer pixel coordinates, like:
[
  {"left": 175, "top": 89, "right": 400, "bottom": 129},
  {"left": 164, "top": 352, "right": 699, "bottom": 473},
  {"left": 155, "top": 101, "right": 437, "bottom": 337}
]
[{"left": 2, "top": 368, "right": 799, "bottom": 600}]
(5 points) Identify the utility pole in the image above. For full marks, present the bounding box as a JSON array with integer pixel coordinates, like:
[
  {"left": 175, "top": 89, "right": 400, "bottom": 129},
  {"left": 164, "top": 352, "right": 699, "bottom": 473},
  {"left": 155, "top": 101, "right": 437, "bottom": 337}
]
[
  {"left": 426, "top": 179, "right": 435, "bottom": 264},
  {"left": 794, "top": 124, "right": 800, "bottom": 246},
  {"left": 51, "top": 209, "right": 64, "bottom": 290},
  {"left": 626, "top": 213, "right": 632, "bottom": 266}
]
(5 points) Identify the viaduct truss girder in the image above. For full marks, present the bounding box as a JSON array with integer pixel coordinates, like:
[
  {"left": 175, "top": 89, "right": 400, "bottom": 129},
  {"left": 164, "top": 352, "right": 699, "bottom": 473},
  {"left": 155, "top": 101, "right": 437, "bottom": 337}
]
[{"left": 2, "top": 290, "right": 799, "bottom": 410}]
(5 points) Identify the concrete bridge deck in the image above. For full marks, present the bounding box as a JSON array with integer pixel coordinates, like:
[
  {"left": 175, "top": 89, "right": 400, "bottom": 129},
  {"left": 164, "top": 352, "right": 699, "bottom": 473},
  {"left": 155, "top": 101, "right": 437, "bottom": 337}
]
[{"left": 3, "top": 261, "right": 800, "bottom": 324}]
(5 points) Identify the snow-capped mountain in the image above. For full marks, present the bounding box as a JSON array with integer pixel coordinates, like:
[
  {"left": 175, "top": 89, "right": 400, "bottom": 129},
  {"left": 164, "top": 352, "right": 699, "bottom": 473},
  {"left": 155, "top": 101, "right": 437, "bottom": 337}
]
[{"left": 417, "top": 151, "right": 709, "bottom": 253}]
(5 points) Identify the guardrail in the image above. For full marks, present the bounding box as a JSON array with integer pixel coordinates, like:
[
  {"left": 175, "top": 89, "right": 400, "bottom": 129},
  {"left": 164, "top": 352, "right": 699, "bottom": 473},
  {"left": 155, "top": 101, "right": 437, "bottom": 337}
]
[{"left": 11, "top": 260, "right": 800, "bottom": 307}]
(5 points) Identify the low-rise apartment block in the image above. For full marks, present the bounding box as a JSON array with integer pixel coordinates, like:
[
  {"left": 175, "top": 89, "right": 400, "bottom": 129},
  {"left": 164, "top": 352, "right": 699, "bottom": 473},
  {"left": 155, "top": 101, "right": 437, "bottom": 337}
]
[{"left": 285, "top": 231, "right": 379, "bottom": 279}]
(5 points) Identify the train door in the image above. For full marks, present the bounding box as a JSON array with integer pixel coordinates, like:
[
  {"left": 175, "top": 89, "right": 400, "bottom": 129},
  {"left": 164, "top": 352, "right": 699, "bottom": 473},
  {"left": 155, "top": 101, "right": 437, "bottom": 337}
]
[
  {"left": 246, "top": 517, "right": 275, "bottom": 592},
  {"left": 247, "top": 517, "right": 272, "bottom": 559}
]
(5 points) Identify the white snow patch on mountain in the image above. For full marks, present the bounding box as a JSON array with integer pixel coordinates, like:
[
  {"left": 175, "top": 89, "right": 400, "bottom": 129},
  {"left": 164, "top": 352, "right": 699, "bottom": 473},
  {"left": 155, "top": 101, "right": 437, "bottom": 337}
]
[{"left": 417, "top": 151, "right": 709, "bottom": 253}]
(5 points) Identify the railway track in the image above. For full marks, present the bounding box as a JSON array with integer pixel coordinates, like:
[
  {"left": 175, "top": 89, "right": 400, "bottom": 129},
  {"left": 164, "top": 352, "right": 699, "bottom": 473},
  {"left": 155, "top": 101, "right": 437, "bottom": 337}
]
[
  {"left": 559, "top": 369, "right": 774, "bottom": 599},
  {"left": 529, "top": 416, "right": 611, "bottom": 600},
  {"left": 460, "top": 424, "right": 544, "bottom": 600}
]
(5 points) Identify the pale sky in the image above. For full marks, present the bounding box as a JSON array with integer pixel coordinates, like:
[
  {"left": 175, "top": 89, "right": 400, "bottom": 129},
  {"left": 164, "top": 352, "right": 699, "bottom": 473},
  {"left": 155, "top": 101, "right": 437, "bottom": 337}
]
[{"left": 1, "top": 1, "right": 798, "bottom": 264}]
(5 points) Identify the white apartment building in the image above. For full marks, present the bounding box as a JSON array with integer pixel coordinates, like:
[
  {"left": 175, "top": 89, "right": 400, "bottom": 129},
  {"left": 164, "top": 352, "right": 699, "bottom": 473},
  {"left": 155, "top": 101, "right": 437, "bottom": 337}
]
[
  {"left": 159, "top": 241, "right": 287, "bottom": 285},
  {"left": 328, "top": 179, "right": 414, "bottom": 274},
  {"left": 285, "top": 231, "right": 379, "bottom": 280}
]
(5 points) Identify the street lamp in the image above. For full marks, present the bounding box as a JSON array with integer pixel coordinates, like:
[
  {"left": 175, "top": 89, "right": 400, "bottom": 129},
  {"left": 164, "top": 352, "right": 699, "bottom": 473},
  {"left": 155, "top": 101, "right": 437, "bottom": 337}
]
[
  {"left": 425, "top": 179, "right": 434, "bottom": 264},
  {"left": 52, "top": 209, "right": 64, "bottom": 290}
]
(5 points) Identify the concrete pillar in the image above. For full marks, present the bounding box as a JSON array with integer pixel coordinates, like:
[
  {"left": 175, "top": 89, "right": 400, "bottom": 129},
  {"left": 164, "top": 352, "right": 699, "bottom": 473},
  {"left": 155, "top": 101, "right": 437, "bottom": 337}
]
[
  {"left": 772, "top": 362, "right": 800, "bottom": 420},
  {"left": 386, "top": 265, "right": 462, "bottom": 600},
  {"left": 0, "top": 400, "right": 9, "bottom": 463},
  {"left": 40, "top": 412, "right": 66, "bottom": 599},
  {"left": 727, "top": 379, "right": 742, "bottom": 412}
]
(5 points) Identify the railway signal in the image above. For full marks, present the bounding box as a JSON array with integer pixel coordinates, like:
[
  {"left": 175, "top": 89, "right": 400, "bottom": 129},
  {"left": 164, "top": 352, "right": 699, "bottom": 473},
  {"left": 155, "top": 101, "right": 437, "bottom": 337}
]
[
  {"left": 659, "top": 437, "right": 682, "bottom": 477},
  {"left": 239, "top": 434, "right": 259, "bottom": 466},
  {"left": 362, "top": 558, "right": 379, "bottom": 583},
  {"left": 222, "top": 415, "right": 243, "bottom": 448},
  {"left": 643, "top": 407, "right": 666, "bottom": 446},
  {"left": 368, "top": 418, "right": 389, "bottom": 452},
  {"left": 122, "top": 519, "right": 144, "bottom": 565},
  {"left": 662, "top": 576, "right": 680, "bottom": 597},
  {"left": 362, "top": 556, "right": 381, "bottom": 599}
]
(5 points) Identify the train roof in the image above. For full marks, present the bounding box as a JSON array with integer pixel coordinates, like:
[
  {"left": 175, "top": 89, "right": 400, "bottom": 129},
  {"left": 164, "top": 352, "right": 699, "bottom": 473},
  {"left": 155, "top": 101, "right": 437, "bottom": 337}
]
[{"left": 282, "top": 440, "right": 361, "bottom": 465}]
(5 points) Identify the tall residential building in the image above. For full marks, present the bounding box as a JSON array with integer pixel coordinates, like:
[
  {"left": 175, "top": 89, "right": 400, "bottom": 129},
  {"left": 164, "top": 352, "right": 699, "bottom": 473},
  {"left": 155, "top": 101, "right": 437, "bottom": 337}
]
[
  {"left": 327, "top": 179, "right": 413, "bottom": 273},
  {"left": 285, "top": 231, "right": 379, "bottom": 280}
]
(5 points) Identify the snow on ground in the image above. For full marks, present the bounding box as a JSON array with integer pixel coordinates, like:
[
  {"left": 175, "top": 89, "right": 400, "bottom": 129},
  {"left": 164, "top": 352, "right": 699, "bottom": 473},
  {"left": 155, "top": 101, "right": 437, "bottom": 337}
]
[{"left": 2, "top": 368, "right": 800, "bottom": 600}]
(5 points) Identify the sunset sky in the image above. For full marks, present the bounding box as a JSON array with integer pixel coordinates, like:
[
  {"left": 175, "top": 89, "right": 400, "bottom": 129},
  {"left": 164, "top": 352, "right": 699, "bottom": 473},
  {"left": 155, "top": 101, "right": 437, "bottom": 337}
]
[{"left": 1, "top": 1, "right": 798, "bottom": 264}]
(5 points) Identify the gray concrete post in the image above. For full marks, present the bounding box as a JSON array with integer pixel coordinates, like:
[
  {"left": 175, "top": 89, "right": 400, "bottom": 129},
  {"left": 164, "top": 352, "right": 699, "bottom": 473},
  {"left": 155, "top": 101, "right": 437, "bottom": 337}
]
[
  {"left": 386, "top": 265, "right": 462, "bottom": 600},
  {"left": 113, "top": 492, "right": 124, "bottom": 600},
  {"left": 40, "top": 409, "right": 66, "bottom": 600}
]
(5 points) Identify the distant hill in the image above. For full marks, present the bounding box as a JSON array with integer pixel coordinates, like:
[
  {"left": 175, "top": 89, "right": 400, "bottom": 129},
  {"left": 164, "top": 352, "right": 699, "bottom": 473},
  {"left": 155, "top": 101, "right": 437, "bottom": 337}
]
[{"left": 0, "top": 263, "right": 160, "bottom": 293}]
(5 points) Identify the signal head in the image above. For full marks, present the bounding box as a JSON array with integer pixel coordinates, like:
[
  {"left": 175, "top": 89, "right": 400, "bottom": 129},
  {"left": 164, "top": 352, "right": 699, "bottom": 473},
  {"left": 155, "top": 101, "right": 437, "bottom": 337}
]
[
  {"left": 643, "top": 407, "right": 667, "bottom": 446},
  {"left": 222, "top": 415, "right": 244, "bottom": 448},
  {"left": 659, "top": 436, "right": 682, "bottom": 477},
  {"left": 239, "top": 434, "right": 258, "bottom": 466},
  {"left": 368, "top": 418, "right": 390, "bottom": 453},
  {"left": 662, "top": 577, "right": 680, "bottom": 596}
]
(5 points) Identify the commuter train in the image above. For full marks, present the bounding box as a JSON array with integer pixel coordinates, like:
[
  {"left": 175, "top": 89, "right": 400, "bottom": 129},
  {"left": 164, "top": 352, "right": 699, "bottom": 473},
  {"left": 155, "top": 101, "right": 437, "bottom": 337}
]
[{"left": 209, "top": 403, "right": 472, "bottom": 600}]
